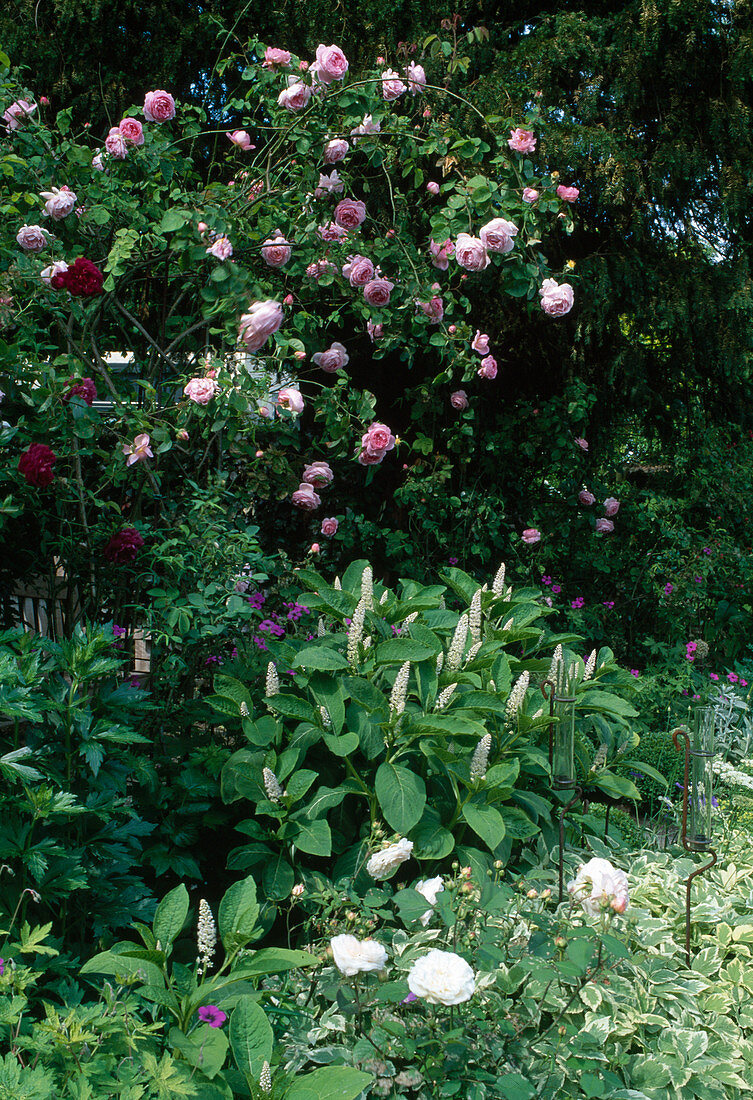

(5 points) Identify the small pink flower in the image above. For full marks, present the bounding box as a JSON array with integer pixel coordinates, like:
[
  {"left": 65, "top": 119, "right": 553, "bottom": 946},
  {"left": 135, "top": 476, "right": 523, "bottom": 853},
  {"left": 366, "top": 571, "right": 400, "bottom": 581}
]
[
  {"left": 261, "top": 231, "right": 292, "bottom": 268},
  {"left": 263, "top": 47, "right": 292, "bottom": 69},
  {"left": 119, "top": 117, "right": 144, "bottom": 145},
  {"left": 311, "top": 542, "right": 321, "bottom": 553},
  {"left": 595, "top": 518, "right": 614, "bottom": 534},
  {"left": 228, "top": 129, "right": 254, "bottom": 151},
  {"left": 578, "top": 489, "right": 595, "bottom": 505},
  {"left": 92, "top": 152, "right": 105, "bottom": 171},
  {"left": 277, "top": 81, "right": 312, "bottom": 112},
  {"left": 177, "top": 429, "right": 189, "bottom": 441},
  {"left": 540, "top": 279, "right": 575, "bottom": 317},
  {"left": 143, "top": 90, "right": 176, "bottom": 122},
  {"left": 321, "top": 517, "right": 339, "bottom": 537},
  {"left": 426, "top": 181, "right": 440, "bottom": 195},
  {"left": 40, "top": 185, "right": 77, "bottom": 220},
  {"left": 574, "top": 437, "right": 589, "bottom": 451},
  {"left": 367, "top": 320, "right": 383, "bottom": 342},
  {"left": 323, "top": 138, "right": 349, "bottom": 163},
  {"left": 454, "top": 233, "right": 489, "bottom": 271},
  {"left": 318, "top": 221, "right": 348, "bottom": 242},
  {"left": 521, "top": 528, "right": 541, "bottom": 545},
  {"left": 184, "top": 377, "right": 220, "bottom": 405},
  {"left": 450, "top": 390, "right": 469, "bottom": 410},
  {"left": 342, "top": 254, "right": 374, "bottom": 286},
  {"left": 3, "top": 98, "right": 36, "bottom": 131},
  {"left": 416, "top": 296, "right": 443, "bottom": 322},
  {"left": 363, "top": 277, "right": 394, "bottom": 307},
  {"left": 306, "top": 258, "right": 337, "bottom": 279},
  {"left": 406, "top": 62, "right": 427, "bottom": 94},
  {"left": 429, "top": 238, "right": 454, "bottom": 270},
  {"left": 16, "top": 225, "right": 49, "bottom": 252},
  {"left": 197, "top": 1005, "right": 227, "bottom": 1028},
  {"left": 477, "top": 355, "right": 497, "bottom": 379},
  {"left": 302, "top": 461, "right": 334, "bottom": 487},
  {"left": 207, "top": 236, "right": 233, "bottom": 260},
  {"left": 556, "top": 184, "right": 580, "bottom": 202},
  {"left": 105, "top": 126, "right": 128, "bottom": 159},
  {"left": 603, "top": 496, "right": 620, "bottom": 517},
  {"left": 292, "top": 482, "right": 321, "bottom": 510},
  {"left": 522, "top": 187, "right": 539, "bottom": 203},
  {"left": 709, "top": 672, "right": 720, "bottom": 682},
  {"left": 479, "top": 217, "right": 518, "bottom": 254},
  {"left": 471, "top": 331, "right": 490, "bottom": 355},
  {"left": 41, "top": 260, "right": 69, "bottom": 285},
  {"left": 312, "top": 342, "right": 349, "bottom": 372},
  {"left": 350, "top": 114, "right": 381, "bottom": 142},
  {"left": 123, "top": 433, "right": 154, "bottom": 466},
  {"left": 508, "top": 128, "right": 536, "bottom": 154},
  {"left": 283, "top": 293, "right": 294, "bottom": 306},
  {"left": 361, "top": 422, "right": 396, "bottom": 461},
  {"left": 334, "top": 198, "right": 366, "bottom": 229},
  {"left": 277, "top": 386, "right": 304, "bottom": 414},
  {"left": 382, "top": 68, "right": 407, "bottom": 100},
  {"left": 238, "top": 300, "right": 284, "bottom": 351}
]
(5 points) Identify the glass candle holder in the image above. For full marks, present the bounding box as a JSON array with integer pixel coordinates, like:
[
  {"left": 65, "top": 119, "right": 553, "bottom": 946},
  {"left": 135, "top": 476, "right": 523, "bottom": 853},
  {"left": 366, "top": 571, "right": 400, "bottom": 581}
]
[
  {"left": 553, "top": 694, "right": 576, "bottom": 789},
  {"left": 688, "top": 706, "right": 715, "bottom": 850}
]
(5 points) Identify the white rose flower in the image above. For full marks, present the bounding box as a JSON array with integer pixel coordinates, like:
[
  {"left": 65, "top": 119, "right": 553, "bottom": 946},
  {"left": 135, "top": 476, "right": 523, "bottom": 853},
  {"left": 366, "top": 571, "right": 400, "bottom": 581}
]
[
  {"left": 415, "top": 876, "right": 444, "bottom": 925},
  {"left": 366, "top": 838, "right": 413, "bottom": 880},
  {"left": 407, "top": 949, "right": 476, "bottom": 1005},
  {"left": 568, "top": 857, "right": 629, "bottom": 916},
  {"left": 330, "top": 934, "right": 388, "bottom": 977}
]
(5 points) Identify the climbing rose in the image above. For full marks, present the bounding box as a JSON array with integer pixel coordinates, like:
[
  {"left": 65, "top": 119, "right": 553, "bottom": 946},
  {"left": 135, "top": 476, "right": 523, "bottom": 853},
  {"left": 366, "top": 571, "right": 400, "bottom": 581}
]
[
  {"left": 406, "top": 62, "right": 427, "bottom": 94},
  {"left": 184, "top": 378, "right": 220, "bottom": 404},
  {"left": 123, "top": 433, "right": 153, "bottom": 466},
  {"left": 479, "top": 217, "right": 518, "bottom": 254},
  {"left": 477, "top": 355, "right": 497, "bottom": 379},
  {"left": 318, "top": 221, "right": 347, "bottom": 242},
  {"left": 603, "top": 496, "right": 620, "bottom": 517},
  {"left": 426, "top": 181, "right": 440, "bottom": 195},
  {"left": 508, "top": 128, "right": 536, "bottom": 153},
  {"left": 104, "top": 527, "right": 144, "bottom": 563},
  {"left": 143, "top": 90, "right": 176, "bottom": 122},
  {"left": 334, "top": 198, "right": 366, "bottom": 229},
  {"left": 314, "top": 170, "right": 344, "bottom": 196},
  {"left": 312, "top": 44, "right": 349, "bottom": 83},
  {"left": 350, "top": 114, "right": 381, "bottom": 142},
  {"left": 52, "top": 258, "right": 103, "bottom": 296},
  {"left": 321, "top": 517, "right": 339, "bottom": 537},
  {"left": 16, "top": 225, "right": 48, "bottom": 251},
  {"left": 539, "top": 278, "right": 574, "bottom": 316},
  {"left": 454, "top": 233, "right": 489, "bottom": 271},
  {"left": 323, "top": 138, "right": 349, "bottom": 163},
  {"left": 206, "top": 236, "right": 233, "bottom": 260},
  {"left": 382, "top": 68, "right": 407, "bottom": 99},
  {"left": 312, "top": 342, "right": 349, "bottom": 372},
  {"left": 238, "top": 300, "right": 284, "bottom": 351},
  {"left": 366, "top": 838, "right": 413, "bottom": 879},
  {"left": 522, "top": 187, "right": 539, "bottom": 203},
  {"left": 263, "top": 47, "right": 291, "bottom": 69},
  {"left": 556, "top": 184, "right": 580, "bottom": 202},
  {"left": 291, "top": 483, "right": 321, "bottom": 510},
  {"left": 3, "top": 98, "right": 36, "bottom": 130},
  {"left": 302, "top": 461, "right": 334, "bottom": 487},
  {"left": 595, "top": 518, "right": 615, "bottom": 534},
  {"left": 416, "top": 296, "right": 443, "bottom": 322},
  {"left": 361, "top": 422, "right": 395, "bottom": 460},
  {"left": 63, "top": 377, "right": 97, "bottom": 405},
  {"left": 450, "top": 390, "right": 469, "bottom": 410},
  {"left": 40, "top": 260, "right": 68, "bottom": 285},
  {"left": 363, "top": 277, "right": 394, "bottom": 306},
  {"left": 471, "top": 330, "right": 490, "bottom": 355},
  {"left": 367, "top": 320, "right": 383, "bottom": 341},
  {"left": 574, "top": 436, "right": 589, "bottom": 451},
  {"left": 330, "top": 935, "right": 387, "bottom": 976},
  {"left": 40, "top": 186, "right": 77, "bottom": 220},
  {"left": 415, "top": 876, "right": 445, "bottom": 925},
  {"left": 105, "top": 127, "right": 128, "bottom": 159},
  {"left": 568, "top": 857, "right": 628, "bottom": 916},
  {"left": 429, "top": 238, "right": 454, "bottom": 270},
  {"left": 342, "top": 255, "right": 374, "bottom": 286},
  {"left": 521, "top": 528, "right": 541, "bottom": 545},
  {"left": 277, "top": 81, "right": 312, "bottom": 111},
  {"left": 119, "top": 117, "right": 144, "bottom": 145},
  {"left": 277, "top": 386, "right": 304, "bottom": 414},
  {"left": 227, "top": 129, "right": 253, "bottom": 150},
  {"left": 18, "top": 443, "right": 57, "bottom": 486},
  {"left": 578, "top": 489, "right": 596, "bottom": 505},
  {"left": 260, "top": 232, "right": 291, "bottom": 268}
]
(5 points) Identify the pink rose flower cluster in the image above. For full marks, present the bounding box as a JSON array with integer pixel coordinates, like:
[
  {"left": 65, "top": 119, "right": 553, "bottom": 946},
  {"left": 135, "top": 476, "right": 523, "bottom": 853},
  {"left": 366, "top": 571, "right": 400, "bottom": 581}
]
[
  {"left": 508, "top": 128, "right": 536, "bottom": 154},
  {"left": 105, "top": 117, "right": 145, "bottom": 160},
  {"left": 261, "top": 231, "right": 292, "bottom": 268},
  {"left": 3, "top": 98, "right": 36, "bottom": 131},
  {"left": 454, "top": 218, "right": 518, "bottom": 273},
  {"left": 359, "top": 422, "right": 395, "bottom": 466},
  {"left": 539, "top": 278, "right": 575, "bottom": 317},
  {"left": 312, "top": 341, "right": 349, "bottom": 372},
  {"left": 40, "top": 185, "right": 77, "bottom": 220},
  {"left": 429, "top": 239, "right": 454, "bottom": 270},
  {"left": 238, "top": 300, "right": 284, "bottom": 352},
  {"left": 184, "top": 377, "right": 220, "bottom": 405},
  {"left": 292, "top": 459, "right": 334, "bottom": 510}
]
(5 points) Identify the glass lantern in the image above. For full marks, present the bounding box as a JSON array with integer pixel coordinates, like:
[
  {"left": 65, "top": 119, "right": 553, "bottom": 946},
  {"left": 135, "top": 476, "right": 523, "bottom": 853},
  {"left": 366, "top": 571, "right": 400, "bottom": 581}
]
[
  {"left": 553, "top": 694, "right": 576, "bottom": 789},
  {"left": 688, "top": 706, "right": 715, "bottom": 850}
]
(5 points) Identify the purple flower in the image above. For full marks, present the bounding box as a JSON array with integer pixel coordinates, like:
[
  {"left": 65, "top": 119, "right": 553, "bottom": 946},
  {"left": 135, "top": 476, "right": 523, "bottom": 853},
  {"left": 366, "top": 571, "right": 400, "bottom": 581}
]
[
  {"left": 694, "top": 576, "right": 703, "bottom": 584},
  {"left": 401, "top": 991, "right": 418, "bottom": 1004},
  {"left": 663, "top": 583, "right": 673, "bottom": 595},
  {"left": 709, "top": 673, "right": 719, "bottom": 681},
  {"left": 205, "top": 655, "right": 222, "bottom": 666},
  {"left": 248, "top": 592, "right": 266, "bottom": 609},
  {"left": 541, "top": 575, "right": 552, "bottom": 586},
  {"left": 702, "top": 547, "right": 711, "bottom": 555},
  {"left": 693, "top": 693, "right": 701, "bottom": 700},
  {"left": 602, "top": 600, "right": 615, "bottom": 610},
  {"left": 448, "top": 556, "right": 459, "bottom": 565},
  {"left": 630, "top": 669, "right": 640, "bottom": 677},
  {"left": 0, "top": 958, "right": 4, "bottom": 975},
  {"left": 571, "top": 596, "right": 585, "bottom": 609},
  {"left": 198, "top": 1005, "right": 227, "bottom": 1028},
  {"left": 253, "top": 636, "right": 268, "bottom": 651},
  {"left": 551, "top": 584, "right": 561, "bottom": 595}
]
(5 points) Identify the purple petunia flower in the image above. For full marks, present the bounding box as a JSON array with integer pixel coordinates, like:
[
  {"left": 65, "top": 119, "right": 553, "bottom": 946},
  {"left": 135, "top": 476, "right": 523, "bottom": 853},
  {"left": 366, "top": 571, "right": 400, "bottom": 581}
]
[{"left": 198, "top": 1005, "right": 227, "bottom": 1028}]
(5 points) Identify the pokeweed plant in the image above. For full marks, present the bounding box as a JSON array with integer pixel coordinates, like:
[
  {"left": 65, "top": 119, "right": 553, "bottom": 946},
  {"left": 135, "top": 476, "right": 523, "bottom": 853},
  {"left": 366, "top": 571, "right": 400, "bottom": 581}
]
[{"left": 217, "top": 560, "right": 641, "bottom": 914}]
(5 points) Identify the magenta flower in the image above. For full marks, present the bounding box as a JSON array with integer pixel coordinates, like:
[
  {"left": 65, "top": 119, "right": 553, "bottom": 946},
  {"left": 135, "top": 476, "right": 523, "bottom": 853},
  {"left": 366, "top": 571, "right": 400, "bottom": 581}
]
[
  {"left": 198, "top": 1005, "right": 227, "bottom": 1028},
  {"left": 551, "top": 584, "right": 561, "bottom": 595},
  {"left": 709, "top": 673, "right": 719, "bottom": 681},
  {"left": 663, "top": 583, "right": 674, "bottom": 595},
  {"left": 630, "top": 669, "right": 640, "bottom": 677}
]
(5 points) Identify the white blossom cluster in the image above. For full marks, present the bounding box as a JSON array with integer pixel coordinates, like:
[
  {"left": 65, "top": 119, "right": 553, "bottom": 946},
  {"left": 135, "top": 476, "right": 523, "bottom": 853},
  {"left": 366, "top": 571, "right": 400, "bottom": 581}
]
[{"left": 713, "top": 759, "right": 753, "bottom": 791}]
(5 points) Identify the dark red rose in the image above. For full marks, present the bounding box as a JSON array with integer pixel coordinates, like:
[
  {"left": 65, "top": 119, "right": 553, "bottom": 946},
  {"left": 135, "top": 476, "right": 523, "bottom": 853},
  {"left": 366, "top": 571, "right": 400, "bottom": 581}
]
[
  {"left": 51, "top": 257, "right": 104, "bottom": 297},
  {"left": 63, "top": 377, "right": 97, "bottom": 405},
  {"left": 104, "top": 527, "right": 144, "bottom": 563},
  {"left": 18, "top": 443, "right": 57, "bottom": 487}
]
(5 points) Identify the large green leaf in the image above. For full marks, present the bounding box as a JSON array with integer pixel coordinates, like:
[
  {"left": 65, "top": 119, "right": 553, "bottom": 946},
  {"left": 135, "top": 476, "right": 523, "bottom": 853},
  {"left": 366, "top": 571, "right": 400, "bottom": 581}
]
[
  {"left": 292, "top": 646, "right": 349, "bottom": 671},
  {"left": 286, "top": 1067, "right": 374, "bottom": 1100},
  {"left": 262, "top": 854, "right": 294, "bottom": 900},
  {"left": 308, "top": 672, "right": 347, "bottom": 734},
  {"left": 169, "top": 1024, "right": 228, "bottom": 1079},
  {"left": 232, "top": 947, "right": 317, "bottom": 977},
  {"left": 80, "top": 950, "right": 164, "bottom": 989},
  {"left": 375, "top": 763, "right": 426, "bottom": 833},
  {"left": 374, "top": 640, "right": 436, "bottom": 664},
  {"left": 462, "top": 802, "right": 506, "bottom": 852},
  {"left": 152, "top": 883, "right": 189, "bottom": 951},
  {"left": 293, "top": 816, "right": 332, "bottom": 857},
  {"left": 218, "top": 876, "right": 260, "bottom": 952},
  {"left": 229, "top": 996, "right": 272, "bottom": 1078}
]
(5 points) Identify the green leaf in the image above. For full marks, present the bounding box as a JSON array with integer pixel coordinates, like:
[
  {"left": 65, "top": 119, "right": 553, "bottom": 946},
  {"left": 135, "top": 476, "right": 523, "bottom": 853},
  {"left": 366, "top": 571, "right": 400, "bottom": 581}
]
[
  {"left": 323, "top": 731, "right": 359, "bottom": 756},
  {"left": 461, "top": 802, "right": 506, "bottom": 852},
  {"left": 308, "top": 672, "right": 346, "bottom": 734},
  {"left": 497, "top": 1073, "right": 536, "bottom": 1100},
  {"left": 374, "top": 640, "right": 436, "bottom": 663},
  {"left": 293, "top": 647, "right": 350, "bottom": 670},
  {"left": 169, "top": 1024, "right": 228, "bottom": 1079},
  {"left": 293, "top": 816, "right": 332, "bottom": 857},
  {"left": 499, "top": 805, "right": 539, "bottom": 840},
  {"left": 153, "top": 884, "right": 189, "bottom": 950},
  {"left": 262, "top": 855, "right": 294, "bottom": 900},
  {"left": 160, "top": 208, "right": 192, "bottom": 233},
  {"left": 218, "top": 876, "right": 260, "bottom": 952},
  {"left": 375, "top": 763, "right": 426, "bottom": 833},
  {"left": 80, "top": 950, "right": 165, "bottom": 989},
  {"left": 229, "top": 996, "right": 272, "bottom": 1079},
  {"left": 591, "top": 772, "right": 641, "bottom": 801},
  {"left": 265, "top": 694, "right": 318, "bottom": 723},
  {"left": 286, "top": 1067, "right": 374, "bottom": 1100},
  {"left": 232, "top": 947, "right": 317, "bottom": 978}
]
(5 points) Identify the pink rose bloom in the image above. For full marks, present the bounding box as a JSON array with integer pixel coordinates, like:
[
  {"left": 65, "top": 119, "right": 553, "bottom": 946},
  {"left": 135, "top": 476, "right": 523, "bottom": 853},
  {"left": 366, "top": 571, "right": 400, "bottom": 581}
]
[
  {"left": 41, "top": 260, "right": 69, "bottom": 285},
  {"left": 92, "top": 152, "right": 105, "bottom": 171},
  {"left": 479, "top": 217, "right": 518, "bottom": 254},
  {"left": 478, "top": 356, "right": 497, "bottom": 379},
  {"left": 314, "top": 170, "right": 344, "bottom": 196},
  {"left": 471, "top": 330, "right": 490, "bottom": 355},
  {"left": 291, "top": 483, "right": 321, "bottom": 510},
  {"left": 521, "top": 528, "right": 541, "bottom": 545},
  {"left": 454, "top": 233, "right": 490, "bottom": 271},
  {"left": 306, "top": 258, "right": 337, "bottom": 279},
  {"left": 350, "top": 114, "right": 381, "bottom": 142},
  {"left": 367, "top": 320, "right": 383, "bottom": 341},
  {"left": 277, "top": 81, "right": 312, "bottom": 111},
  {"left": 105, "top": 127, "right": 128, "bottom": 159},
  {"left": 406, "top": 62, "right": 427, "bottom": 94},
  {"left": 603, "top": 497, "right": 620, "bottom": 517},
  {"left": 578, "top": 489, "right": 596, "bottom": 505},
  {"left": 207, "top": 236, "right": 233, "bottom": 260},
  {"left": 119, "top": 117, "right": 144, "bottom": 145},
  {"left": 123, "top": 433, "right": 154, "bottom": 466},
  {"left": 574, "top": 436, "right": 588, "bottom": 451},
  {"left": 522, "top": 187, "right": 539, "bottom": 203},
  {"left": 261, "top": 231, "right": 292, "bottom": 268},
  {"left": 257, "top": 399, "right": 276, "bottom": 419},
  {"left": 363, "top": 277, "right": 394, "bottom": 307},
  {"left": 263, "top": 47, "right": 291, "bottom": 69},
  {"left": 143, "top": 90, "right": 176, "bottom": 122},
  {"left": 238, "top": 300, "right": 284, "bottom": 351},
  {"left": 228, "top": 129, "right": 254, "bottom": 151},
  {"left": 334, "top": 198, "right": 366, "bottom": 229},
  {"left": 382, "top": 68, "right": 407, "bottom": 100},
  {"left": 16, "top": 225, "right": 48, "bottom": 252},
  {"left": 595, "top": 518, "right": 615, "bottom": 534},
  {"left": 508, "top": 128, "right": 537, "bottom": 154},
  {"left": 3, "top": 98, "right": 36, "bottom": 131},
  {"left": 40, "top": 185, "right": 77, "bottom": 220},
  {"left": 361, "top": 421, "right": 396, "bottom": 459},
  {"left": 426, "top": 181, "right": 440, "bottom": 195},
  {"left": 277, "top": 386, "right": 304, "bottom": 414},
  {"left": 450, "top": 390, "right": 469, "bottom": 410},
  {"left": 318, "top": 221, "right": 348, "bottom": 241},
  {"left": 342, "top": 254, "right": 374, "bottom": 286},
  {"left": 302, "top": 461, "right": 334, "bottom": 487},
  {"left": 184, "top": 377, "right": 220, "bottom": 404},
  {"left": 539, "top": 278, "right": 574, "bottom": 317},
  {"left": 429, "top": 238, "right": 454, "bottom": 270},
  {"left": 321, "top": 517, "right": 339, "bottom": 537},
  {"left": 313, "top": 44, "right": 349, "bottom": 83},
  {"left": 313, "top": 342, "right": 349, "bottom": 372},
  {"left": 324, "top": 138, "right": 349, "bottom": 163},
  {"left": 416, "top": 296, "right": 443, "bottom": 323},
  {"left": 556, "top": 184, "right": 580, "bottom": 202}
]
